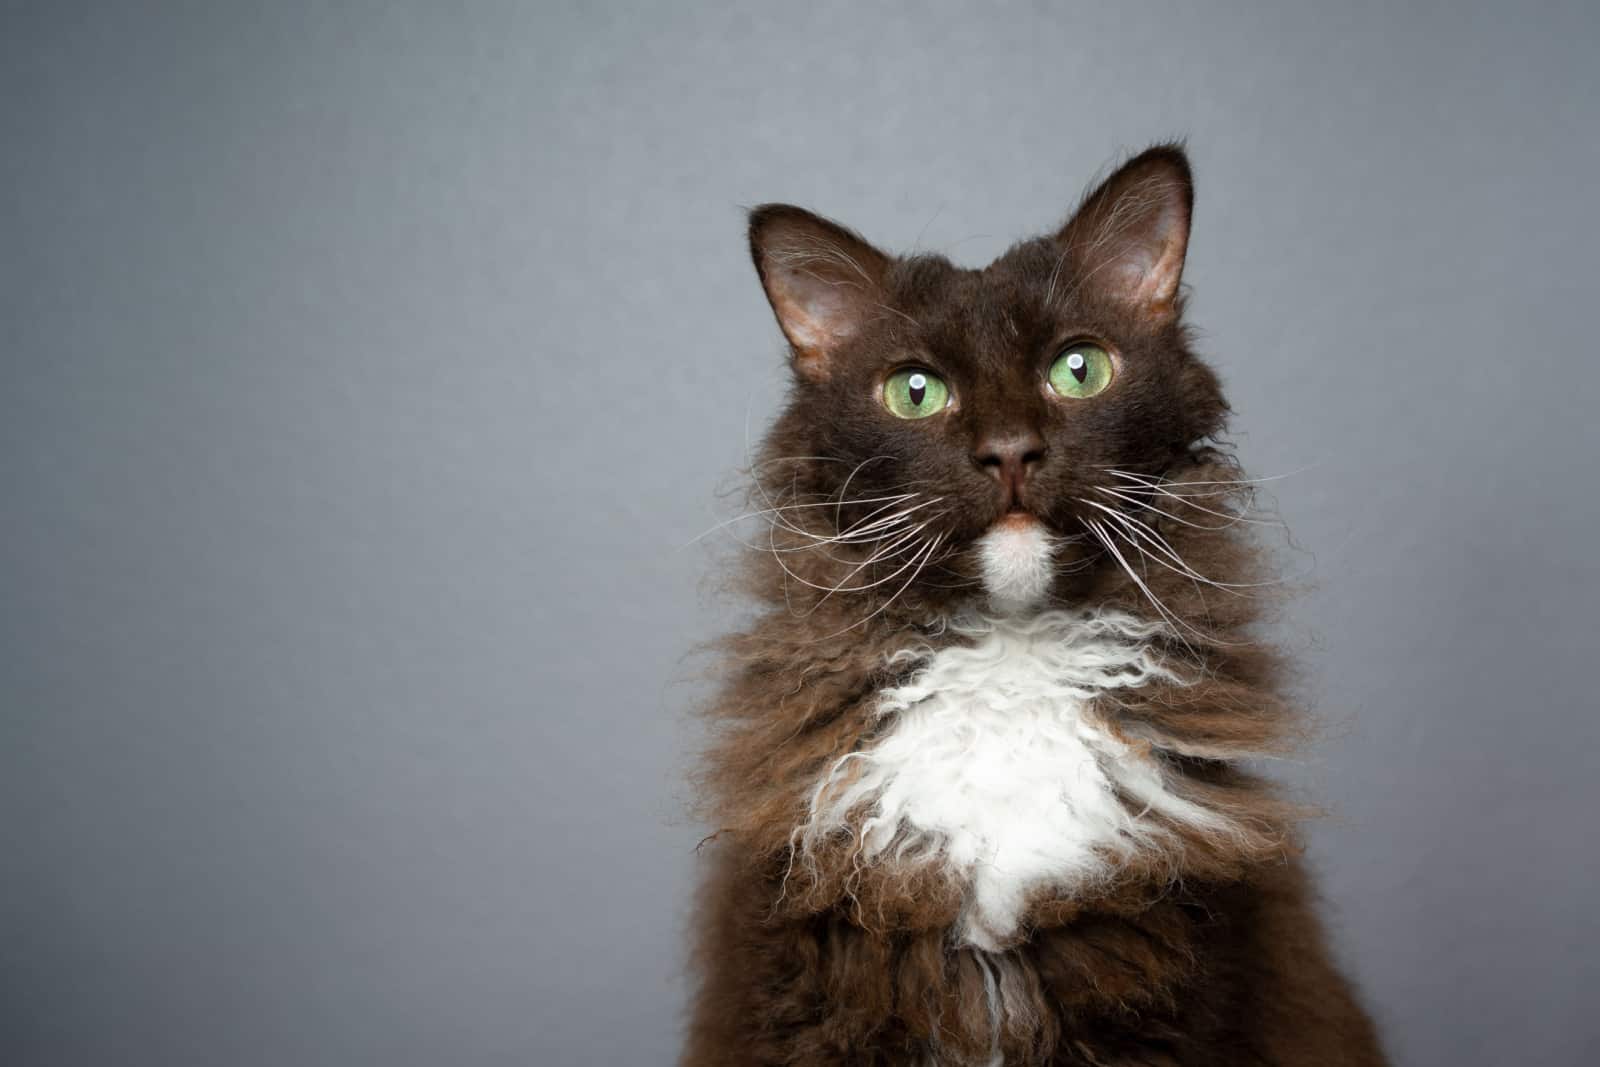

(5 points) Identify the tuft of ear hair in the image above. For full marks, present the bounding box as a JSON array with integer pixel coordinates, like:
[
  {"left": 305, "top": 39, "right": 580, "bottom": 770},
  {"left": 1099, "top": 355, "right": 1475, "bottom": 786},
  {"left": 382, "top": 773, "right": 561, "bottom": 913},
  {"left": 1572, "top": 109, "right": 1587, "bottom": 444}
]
[
  {"left": 1056, "top": 144, "right": 1194, "bottom": 319},
  {"left": 748, "top": 205, "right": 889, "bottom": 381}
]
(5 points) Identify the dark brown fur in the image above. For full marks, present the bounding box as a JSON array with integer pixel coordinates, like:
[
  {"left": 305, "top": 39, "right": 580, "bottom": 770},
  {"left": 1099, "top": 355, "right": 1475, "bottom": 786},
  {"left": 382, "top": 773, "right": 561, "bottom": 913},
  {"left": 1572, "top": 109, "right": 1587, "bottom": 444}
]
[{"left": 684, "top": 147, "right": 1385, "bottom": 1065}]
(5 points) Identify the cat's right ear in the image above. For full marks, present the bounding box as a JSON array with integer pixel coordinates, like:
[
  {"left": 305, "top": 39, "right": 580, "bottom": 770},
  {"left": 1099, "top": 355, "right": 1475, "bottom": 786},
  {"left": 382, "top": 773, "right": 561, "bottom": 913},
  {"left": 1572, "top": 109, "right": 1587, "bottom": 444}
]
[{"left": 749, "top": 205, "right": 889, "bottom": 382}]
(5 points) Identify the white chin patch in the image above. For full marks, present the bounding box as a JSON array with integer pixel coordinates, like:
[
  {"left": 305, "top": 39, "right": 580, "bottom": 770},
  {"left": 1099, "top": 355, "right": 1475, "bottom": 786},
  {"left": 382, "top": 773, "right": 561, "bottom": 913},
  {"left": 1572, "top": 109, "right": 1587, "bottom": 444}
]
[{"left": 976, "top": 520, "right": 1056, "bottom": 611}]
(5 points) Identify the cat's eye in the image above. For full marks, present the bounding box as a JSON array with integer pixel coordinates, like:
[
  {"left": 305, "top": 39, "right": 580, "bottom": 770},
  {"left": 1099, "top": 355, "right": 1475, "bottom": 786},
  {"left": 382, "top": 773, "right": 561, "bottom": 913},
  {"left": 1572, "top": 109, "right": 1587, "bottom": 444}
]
[
  {"left": 1047, "top": 343, "right": 1115, "bottom": 399},
  {"left": 881, "top": 368, "right": 951, "bottom": 419}
]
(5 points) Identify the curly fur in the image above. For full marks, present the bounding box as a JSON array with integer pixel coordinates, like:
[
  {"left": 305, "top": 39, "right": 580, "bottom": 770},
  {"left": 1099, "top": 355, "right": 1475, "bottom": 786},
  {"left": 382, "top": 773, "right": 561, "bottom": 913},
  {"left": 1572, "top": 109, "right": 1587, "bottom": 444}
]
[
  {"left": 684, "top": 146, "right": 1386, "bottom": 1066},
  {"left": 796, "top": 609, "right": 1257, "bottom": 953}
]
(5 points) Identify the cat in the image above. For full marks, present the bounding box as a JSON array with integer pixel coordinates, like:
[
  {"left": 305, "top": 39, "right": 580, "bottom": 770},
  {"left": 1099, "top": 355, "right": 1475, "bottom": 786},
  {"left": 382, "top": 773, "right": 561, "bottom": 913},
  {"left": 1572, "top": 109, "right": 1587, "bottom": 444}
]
[{"left": 683, "top": 145, "right": 1387, "bottom": 1066}]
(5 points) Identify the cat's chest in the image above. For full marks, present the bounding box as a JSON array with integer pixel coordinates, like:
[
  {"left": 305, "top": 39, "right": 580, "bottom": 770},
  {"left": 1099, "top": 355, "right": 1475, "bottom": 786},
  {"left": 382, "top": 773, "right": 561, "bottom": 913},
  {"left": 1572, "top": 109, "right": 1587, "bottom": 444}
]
[{"left": 801, "top": 611, "right": 1192, "bottom": 950}]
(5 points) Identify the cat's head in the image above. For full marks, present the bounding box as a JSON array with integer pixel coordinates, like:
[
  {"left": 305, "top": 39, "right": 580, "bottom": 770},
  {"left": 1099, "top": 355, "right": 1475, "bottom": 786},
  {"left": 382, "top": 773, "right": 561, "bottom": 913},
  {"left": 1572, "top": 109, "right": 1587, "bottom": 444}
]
[{"left": 745, "top": 146, "right": 1234, "bottom": 620}]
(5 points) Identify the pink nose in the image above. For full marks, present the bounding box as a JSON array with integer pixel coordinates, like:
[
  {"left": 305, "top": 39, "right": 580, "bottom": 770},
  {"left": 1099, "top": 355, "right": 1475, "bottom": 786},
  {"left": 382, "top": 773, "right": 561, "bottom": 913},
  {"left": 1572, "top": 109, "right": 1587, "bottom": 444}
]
[{"left": 974, "top": 430, "right": 1047, "bottom": 508}]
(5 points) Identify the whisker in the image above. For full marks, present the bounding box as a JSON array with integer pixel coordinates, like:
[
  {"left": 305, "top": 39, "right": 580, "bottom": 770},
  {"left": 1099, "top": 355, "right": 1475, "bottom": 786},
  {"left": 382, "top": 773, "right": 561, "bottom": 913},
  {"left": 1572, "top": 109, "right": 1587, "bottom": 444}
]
[
  {"left": 1082, "top": 501, "right": 1214, "bottom": 576},
  {"left": 1082, "top": 518, "right": 1232, "bottom": 652},
  {"left": 763, "top": 501, "right": 949, "bottom": 564},
  {"left": 820, "top": 534, "right": 947, "bottom": 639},
  {"left": 804, "top": 522, "right": 946, "bottom": 604},
  {"left": 1098, "top": 482, "right": 1283, "bottom": 528},
  {"left": 831, "top": 455, "right": 894, "bottom": 527},
  {"left": 681, "top": 492, "right": 921, "bottom": 548},
  {"left": 719, "top": 512, "right": 931, "bottom": 560},
  {"left": 765, "top": 529, "right": 908, "bottom": 595},
  {"left": 1094, "top": 486, "right": 1249, "bottom": 531},
  {"left": 1081, "top": 500, "right": 1282, "bottom": 593},
  {"left": 1100, "top": 466, "right": 1302, "bottom": 489},
  {"left": 829, "top": 497, "right": 947, "bottom": 541},
  {"left": 1086, "top": 508, "right": 1229, "bottom": 616},
  {"left": 769, "top": 517, "right": 942, "bottom": 601}
]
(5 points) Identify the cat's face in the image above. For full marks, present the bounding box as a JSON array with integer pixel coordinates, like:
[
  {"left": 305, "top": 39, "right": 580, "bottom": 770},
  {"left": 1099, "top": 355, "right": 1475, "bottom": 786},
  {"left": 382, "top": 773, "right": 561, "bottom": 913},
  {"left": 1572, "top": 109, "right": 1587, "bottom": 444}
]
[{"left": 750, "top": 147, "right": 1227, "bottom": 611}]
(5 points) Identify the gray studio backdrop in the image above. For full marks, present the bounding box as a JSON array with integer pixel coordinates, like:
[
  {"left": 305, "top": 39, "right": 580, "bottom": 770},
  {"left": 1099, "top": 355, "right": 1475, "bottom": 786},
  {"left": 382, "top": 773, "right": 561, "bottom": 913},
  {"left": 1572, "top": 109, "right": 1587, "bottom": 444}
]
[{"left": 4, "top": 3, "right": 1597, "bottom": 1065}]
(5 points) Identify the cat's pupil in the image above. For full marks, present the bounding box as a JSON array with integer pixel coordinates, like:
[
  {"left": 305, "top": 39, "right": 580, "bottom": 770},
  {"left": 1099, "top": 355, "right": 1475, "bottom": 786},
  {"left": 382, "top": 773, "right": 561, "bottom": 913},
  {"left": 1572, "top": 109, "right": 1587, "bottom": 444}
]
[
  {"left": 908, "top": 373, "right": 927, "bottom": 406},
  {"left": 1067, "top": 352, "right": 1088, "bottom": 383}
]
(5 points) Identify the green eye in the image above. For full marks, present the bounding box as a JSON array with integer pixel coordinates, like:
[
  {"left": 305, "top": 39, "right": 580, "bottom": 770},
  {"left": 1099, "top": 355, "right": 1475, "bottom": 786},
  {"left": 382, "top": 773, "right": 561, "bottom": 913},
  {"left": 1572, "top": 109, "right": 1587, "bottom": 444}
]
[
  {"left": 882, "top": 368, "right": 950, "bottom": 419},
  {"left": 1048, "top": 343, "right": 1114, "bottom": 399}
]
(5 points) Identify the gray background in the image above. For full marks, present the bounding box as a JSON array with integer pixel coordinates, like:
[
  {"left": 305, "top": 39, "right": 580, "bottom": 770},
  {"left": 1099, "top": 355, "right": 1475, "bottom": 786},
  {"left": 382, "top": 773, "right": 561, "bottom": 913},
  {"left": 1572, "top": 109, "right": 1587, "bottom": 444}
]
[{"left": 4, "top": 2, "right": 1597, "bottom": 1064}]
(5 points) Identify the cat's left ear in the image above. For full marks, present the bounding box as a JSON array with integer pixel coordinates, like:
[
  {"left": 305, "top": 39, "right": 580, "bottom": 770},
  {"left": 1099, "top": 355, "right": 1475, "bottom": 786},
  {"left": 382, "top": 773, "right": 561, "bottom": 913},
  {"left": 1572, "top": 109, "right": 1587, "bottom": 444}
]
[
  {"left": 749, "top": 205, "right": 890, "bottom": 381},
  {"left": 1055, "top": 144, "right": 1193, "bottom": 320}
]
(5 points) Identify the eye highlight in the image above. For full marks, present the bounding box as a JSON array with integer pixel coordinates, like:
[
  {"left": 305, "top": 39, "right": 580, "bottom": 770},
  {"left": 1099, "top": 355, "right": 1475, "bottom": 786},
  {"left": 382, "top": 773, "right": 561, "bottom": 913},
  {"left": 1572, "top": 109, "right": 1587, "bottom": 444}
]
[
  {"left": 1048, "top": 343, "right": 1114, "bottom": 399},
  {"left": 881, "top": 368, "right": 950, "bottom": 419}
]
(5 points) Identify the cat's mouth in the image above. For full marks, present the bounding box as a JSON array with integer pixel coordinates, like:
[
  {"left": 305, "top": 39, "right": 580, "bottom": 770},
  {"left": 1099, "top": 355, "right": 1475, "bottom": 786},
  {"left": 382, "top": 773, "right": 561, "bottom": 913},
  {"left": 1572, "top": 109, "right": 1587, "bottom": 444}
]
[{"left": 988, "top": 496, "right": 1054, "bottom": 531}]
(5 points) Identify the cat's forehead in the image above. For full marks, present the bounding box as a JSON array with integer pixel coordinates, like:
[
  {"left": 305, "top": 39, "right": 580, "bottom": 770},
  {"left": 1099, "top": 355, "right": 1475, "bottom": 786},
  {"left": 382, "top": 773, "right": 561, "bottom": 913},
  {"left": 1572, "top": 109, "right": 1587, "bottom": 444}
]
[{"left": 880, "top": 240, "right": 1063, "bottom": 360}]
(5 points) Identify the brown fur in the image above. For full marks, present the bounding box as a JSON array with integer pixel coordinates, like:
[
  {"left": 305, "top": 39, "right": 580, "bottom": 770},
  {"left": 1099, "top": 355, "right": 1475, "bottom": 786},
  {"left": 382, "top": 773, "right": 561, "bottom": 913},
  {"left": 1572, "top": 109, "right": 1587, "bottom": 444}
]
[{"left": 684, "top": 146, "right": 1386, "bottom": 1065}]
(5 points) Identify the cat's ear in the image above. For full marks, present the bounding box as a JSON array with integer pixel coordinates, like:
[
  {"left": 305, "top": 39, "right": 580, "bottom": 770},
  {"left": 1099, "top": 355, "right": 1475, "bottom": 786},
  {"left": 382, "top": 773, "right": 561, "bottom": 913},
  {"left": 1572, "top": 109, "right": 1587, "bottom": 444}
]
[
  {"left": 1055, "top": 145, "right": 1193, "bottom": 319},
  {"left": 749, "top": 205, "right": 890, "bottom": 381}
]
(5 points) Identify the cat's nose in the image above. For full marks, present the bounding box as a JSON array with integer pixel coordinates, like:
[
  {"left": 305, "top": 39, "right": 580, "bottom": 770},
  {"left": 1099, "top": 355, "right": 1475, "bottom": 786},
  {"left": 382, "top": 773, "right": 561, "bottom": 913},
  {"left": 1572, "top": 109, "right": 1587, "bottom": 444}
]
[{"left": 974, "top": 429, "right": 1047, "bottom": 506}]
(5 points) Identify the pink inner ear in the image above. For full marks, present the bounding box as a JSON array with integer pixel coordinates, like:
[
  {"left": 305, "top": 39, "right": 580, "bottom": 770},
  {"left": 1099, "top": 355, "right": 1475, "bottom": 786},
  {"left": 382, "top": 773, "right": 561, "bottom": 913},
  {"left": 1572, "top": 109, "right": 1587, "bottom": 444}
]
[
  {"left": 1090, "top": 196, "right": 1187, "bottom": 314},
  {"left": 770, "top": 283, "right": 859, "bottom": 379},
  {"left": 1056, "top": 151, "right": 1193, "bottom": 318},
  {"left": 761, "top": 253, "right": 885, "bottom": 377},
  {"left": 778, "top": 285, "right": 852, "bottom": 350},
  {"left": 751, "top": 204, "right": 890, "bottom": 380},
  {"left": 1127, "top": 223, "right": 1186, "bottom": 310}
]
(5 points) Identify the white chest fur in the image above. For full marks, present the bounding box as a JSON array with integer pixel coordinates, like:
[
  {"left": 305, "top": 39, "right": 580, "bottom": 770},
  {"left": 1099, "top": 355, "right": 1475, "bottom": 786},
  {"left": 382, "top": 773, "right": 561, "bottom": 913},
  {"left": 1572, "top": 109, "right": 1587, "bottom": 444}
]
[{"left": 799, "top": 610, "right": 1232, "bottom": 950}]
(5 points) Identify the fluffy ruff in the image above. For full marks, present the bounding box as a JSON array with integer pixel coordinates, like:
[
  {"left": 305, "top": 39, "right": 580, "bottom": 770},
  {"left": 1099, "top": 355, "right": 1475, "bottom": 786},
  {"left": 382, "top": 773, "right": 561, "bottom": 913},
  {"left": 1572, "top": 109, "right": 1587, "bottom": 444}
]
[
  {"left": 685, "top": 457, "right": 1386, "bottom": 1065},
  {"left": 797, "top": 609, "right": 1240, "bottom": 951},
  {"left": 688, "top": 149, "right": 1386, "bottom": 1062}
]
